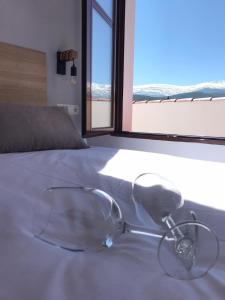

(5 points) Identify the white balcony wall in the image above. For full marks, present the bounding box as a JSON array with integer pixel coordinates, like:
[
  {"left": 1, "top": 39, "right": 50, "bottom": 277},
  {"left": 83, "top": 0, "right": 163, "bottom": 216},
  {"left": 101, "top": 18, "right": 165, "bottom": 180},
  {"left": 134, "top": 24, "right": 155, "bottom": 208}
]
[
  {"left": 92, "top": 100, "right": 111, "bottom": 128},
  {"left": 88, "top": 99, "right": 225, "bottom": 163},
  {"left": 132, "top": 99, "right": 225, "bottom": 137},
  {"left": 90, "top": 99, "right": 225, "bottom": 137}
]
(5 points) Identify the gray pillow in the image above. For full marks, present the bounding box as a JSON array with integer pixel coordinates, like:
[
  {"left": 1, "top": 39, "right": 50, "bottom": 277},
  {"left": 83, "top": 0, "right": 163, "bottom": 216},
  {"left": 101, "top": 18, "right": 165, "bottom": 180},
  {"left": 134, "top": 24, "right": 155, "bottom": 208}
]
[{"left": 0, "top": 104, "right": 88, "bottom": 153}]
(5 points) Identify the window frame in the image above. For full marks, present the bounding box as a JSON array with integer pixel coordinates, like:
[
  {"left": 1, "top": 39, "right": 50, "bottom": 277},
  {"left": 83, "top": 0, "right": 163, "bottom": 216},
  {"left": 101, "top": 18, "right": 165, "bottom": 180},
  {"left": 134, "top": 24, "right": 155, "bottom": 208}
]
[
  {"left": 82, "top": 0, "right": 225, "bottom": 145},
  {"left": 82, "top": 0, "right": 125, "bottom": 136}
]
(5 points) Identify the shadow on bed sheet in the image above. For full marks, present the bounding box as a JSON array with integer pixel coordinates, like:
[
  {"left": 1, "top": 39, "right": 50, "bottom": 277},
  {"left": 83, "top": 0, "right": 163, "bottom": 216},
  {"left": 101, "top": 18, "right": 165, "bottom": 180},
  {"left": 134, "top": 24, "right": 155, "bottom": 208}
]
[
  {"left": 2, "top": 147, "right": 225, "bottom": 243},
  {"left": 42, "top": 148, "right": 225, "bottom": 243},
  {"left": 181, "top": 200, "right": 225, "bottom": 242},
  {"left": 98, "top": 172, "right": 225, "bottom": 243}
]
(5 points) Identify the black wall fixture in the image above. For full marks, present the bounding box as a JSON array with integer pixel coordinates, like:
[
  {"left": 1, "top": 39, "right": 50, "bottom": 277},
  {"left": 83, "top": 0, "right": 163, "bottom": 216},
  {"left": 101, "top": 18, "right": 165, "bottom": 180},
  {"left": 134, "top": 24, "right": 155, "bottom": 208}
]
[{"left": 57, "top": 49, "right": 78, "bottom": 76}]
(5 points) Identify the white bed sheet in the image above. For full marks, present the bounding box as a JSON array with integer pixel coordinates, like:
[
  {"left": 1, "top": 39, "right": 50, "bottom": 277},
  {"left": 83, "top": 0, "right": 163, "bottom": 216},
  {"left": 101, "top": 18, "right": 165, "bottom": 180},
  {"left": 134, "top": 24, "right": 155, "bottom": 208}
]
[{"left": 0, "top": 146, "right": 225, "bottom": 300}]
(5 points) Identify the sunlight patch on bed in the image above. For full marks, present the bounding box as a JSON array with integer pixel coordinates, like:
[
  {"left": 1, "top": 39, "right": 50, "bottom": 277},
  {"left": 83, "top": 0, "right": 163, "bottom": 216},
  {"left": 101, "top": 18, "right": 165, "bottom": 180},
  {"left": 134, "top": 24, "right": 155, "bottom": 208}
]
[{"left": 99, "top": 149, "right": 225, "bottom": 212}]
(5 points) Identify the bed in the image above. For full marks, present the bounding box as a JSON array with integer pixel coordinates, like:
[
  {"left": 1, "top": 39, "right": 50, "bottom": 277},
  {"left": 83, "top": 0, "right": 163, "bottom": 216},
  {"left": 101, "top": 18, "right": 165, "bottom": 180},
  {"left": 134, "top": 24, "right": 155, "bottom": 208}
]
[
  {"left": 1, "top": 42, "right": 225, "bottom": 300},
  {"left": 0, "top": 146, "right": 225, "bottom": 300}
]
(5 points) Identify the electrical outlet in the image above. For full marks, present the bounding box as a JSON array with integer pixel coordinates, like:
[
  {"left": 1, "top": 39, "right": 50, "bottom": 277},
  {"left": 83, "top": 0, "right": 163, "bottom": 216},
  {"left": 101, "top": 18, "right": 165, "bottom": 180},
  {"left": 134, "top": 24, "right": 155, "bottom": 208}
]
[
  {"left": 57, "top": 104, "right": 79, "bottom": 115},
  {"left": 71, "top": 105, "right": 79, "bottom": 115}
]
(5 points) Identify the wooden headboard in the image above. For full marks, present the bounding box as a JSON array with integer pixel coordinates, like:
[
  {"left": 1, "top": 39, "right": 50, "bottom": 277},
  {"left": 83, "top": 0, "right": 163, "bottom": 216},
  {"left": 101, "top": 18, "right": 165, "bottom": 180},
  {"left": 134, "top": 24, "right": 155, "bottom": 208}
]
[{"left": 0, "top": 42, "right": 47, "bottom": 105}]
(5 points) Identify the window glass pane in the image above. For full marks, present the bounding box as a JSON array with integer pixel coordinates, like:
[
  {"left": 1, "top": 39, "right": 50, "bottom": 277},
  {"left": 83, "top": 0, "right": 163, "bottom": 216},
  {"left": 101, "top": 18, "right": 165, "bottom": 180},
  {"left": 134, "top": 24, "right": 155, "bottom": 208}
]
[
  {"left": 96, "top": 0, "right": 113, "bottom": 18},
  {"left": 92, "top": 9, "right": 112, "bottom": 128},
  {"left": 125, "top": 0, "right": 225, "bottom": 137}
]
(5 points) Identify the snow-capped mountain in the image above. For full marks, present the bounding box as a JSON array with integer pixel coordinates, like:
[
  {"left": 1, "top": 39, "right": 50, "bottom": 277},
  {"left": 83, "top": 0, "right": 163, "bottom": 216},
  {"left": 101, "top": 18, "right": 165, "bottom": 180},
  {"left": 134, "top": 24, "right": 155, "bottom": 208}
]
[
  {"left": 92, "top": 83, "right": 111, "bottom": 99},
  {"left": 133, "top": 80, "right": 225, "bottom": 100},
  {"left": 92, "top": 80, "right": 225, "bottom": 100}
]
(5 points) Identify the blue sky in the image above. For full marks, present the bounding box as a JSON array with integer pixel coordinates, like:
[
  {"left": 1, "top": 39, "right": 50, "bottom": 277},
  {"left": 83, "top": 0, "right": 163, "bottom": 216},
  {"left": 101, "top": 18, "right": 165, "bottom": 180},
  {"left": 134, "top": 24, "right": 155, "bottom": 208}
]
[
  {"left": 133, "top": 0, "right": 225, "bottom": 85},
  {"left": 92, "top": 8, "right": 112, "bottom": 86}
]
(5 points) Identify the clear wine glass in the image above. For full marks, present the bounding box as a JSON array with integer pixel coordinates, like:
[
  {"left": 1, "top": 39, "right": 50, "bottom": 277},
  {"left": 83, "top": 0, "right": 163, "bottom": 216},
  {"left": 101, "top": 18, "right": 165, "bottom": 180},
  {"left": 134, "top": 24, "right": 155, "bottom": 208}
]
[{"left": 131, "top": 173, "right": 219, "bottom": 280}]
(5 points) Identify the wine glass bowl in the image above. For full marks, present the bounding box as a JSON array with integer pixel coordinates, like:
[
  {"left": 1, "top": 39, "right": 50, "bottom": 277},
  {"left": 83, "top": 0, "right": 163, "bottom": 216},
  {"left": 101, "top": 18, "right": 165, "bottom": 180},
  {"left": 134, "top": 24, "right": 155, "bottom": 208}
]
[
  {"left": 32, "top": 186, "right": 123, "bottom": 251},
  {"left": 132, "top": 173, "right": 183, "bottom": 225}
]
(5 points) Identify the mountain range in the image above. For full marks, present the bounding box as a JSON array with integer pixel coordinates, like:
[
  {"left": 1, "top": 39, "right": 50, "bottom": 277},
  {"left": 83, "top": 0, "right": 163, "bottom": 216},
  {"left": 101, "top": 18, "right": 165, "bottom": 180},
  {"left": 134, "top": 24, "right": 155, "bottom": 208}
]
[{"left": 92, "top": 81, "right": 225, "bottom": 100}]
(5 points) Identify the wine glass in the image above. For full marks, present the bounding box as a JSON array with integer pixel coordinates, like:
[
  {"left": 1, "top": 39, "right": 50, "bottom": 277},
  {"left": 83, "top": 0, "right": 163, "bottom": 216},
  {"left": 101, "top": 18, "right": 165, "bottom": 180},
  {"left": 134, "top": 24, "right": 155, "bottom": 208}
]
[{"left": 131, "top": 173, "right": 219, "bottom": 280}]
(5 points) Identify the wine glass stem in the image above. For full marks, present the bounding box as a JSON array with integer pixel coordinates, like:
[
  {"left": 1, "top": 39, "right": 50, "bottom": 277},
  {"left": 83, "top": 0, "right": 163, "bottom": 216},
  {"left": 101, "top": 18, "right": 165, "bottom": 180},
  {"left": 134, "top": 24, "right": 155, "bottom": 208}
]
[
  {"left": 162, "top": 215, "right": 184, "bottom": 240},
  {"left": 125, "top": 222, "right": 164, "bottom": 239}
]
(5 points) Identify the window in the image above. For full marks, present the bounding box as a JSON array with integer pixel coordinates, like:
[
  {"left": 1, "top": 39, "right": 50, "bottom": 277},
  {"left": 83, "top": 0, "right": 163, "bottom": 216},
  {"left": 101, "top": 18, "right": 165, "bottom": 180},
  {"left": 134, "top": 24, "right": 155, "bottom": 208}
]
[
  {"left": 83, "top": 0, "right": 225, "bottom": 144},
  {"left": 82, "top": 0, "right": 124, "bottom": 135},
  {"left": 122, "top": 0, "right": 225, "bottom": 139}
]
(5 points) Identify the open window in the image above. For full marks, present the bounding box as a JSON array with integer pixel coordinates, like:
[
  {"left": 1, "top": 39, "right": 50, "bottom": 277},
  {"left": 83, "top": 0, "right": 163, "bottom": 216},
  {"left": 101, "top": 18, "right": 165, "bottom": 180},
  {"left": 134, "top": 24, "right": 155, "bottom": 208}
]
[
  {"left": 83, "top": 0, "right": 225, "bottom": 144},
  {"left": 122, "top": 0, "right": 225, "bottom": 142},
  {"left": 82, "top": 0, "right": 125, "bottom": 136}
]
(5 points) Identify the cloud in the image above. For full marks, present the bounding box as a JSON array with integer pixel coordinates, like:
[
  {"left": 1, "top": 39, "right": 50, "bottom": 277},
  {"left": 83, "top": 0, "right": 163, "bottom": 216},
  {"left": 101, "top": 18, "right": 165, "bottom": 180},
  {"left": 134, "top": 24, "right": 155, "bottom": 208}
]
[
  {"left": 133, "top": 80, "right": 225, "bottom": 97},
  {"left": 91, "top": 80, "right": 225, "bottom": 99}
]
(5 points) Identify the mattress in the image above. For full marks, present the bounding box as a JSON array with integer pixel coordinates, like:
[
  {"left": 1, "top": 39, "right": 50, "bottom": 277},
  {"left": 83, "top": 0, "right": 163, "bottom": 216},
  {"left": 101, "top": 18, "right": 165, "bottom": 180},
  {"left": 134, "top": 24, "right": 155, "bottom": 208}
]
[{"left": 0, "top": 146, "right": 225, "bottom": 299}]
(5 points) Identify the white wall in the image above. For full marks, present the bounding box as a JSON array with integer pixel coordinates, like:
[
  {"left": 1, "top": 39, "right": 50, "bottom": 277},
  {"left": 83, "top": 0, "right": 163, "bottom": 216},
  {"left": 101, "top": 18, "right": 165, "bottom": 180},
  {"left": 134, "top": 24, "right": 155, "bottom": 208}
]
[
  {"left": 88, "top": 135, "right": 225, "bottom": 163},
  {"left": 92, "top": 101, "right": 111, "bottom": 128},
  {"left": 0, "top": 0, "right": 82, "bottom": 129},
  {"left": 132, "top": 99, "right": 225, "bottom": 137}
]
